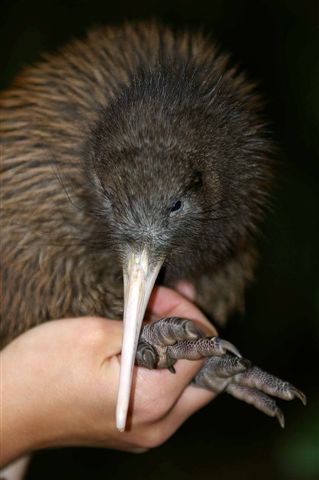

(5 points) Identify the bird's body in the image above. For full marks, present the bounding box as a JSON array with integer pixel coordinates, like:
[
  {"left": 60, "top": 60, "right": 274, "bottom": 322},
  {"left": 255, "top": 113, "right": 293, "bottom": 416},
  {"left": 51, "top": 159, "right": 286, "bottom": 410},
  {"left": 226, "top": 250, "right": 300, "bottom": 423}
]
[
  {"left": 3, "top": 22, "right": 303, "bottom": 432},
  {"left": 0, "top": 23, "right": 270, "bottom": 348}
]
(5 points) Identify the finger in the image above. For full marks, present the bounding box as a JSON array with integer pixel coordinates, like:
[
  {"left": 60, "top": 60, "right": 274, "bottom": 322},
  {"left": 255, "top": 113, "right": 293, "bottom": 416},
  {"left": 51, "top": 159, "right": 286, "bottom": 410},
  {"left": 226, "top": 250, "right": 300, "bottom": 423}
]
[
  {"left": 132, "top": 357, "right": 205, "bottom": 414},
  {"left": 175, "top": 281, "right": 196, "bottom": 301},
  {"left": 148, "top": 384, "right": 216, "bottom": 445},
  {"left": 167, "top": 383, "right": 216, "bottom": 425},
  {"left": 104, "top": 353, "right": 206, "bottom": 421},
  {"left": 176, "top": 383, "right": 216, "bottom": 414},
  {"left": 148, "top": 286, "right": 216, "bottom": 335}
]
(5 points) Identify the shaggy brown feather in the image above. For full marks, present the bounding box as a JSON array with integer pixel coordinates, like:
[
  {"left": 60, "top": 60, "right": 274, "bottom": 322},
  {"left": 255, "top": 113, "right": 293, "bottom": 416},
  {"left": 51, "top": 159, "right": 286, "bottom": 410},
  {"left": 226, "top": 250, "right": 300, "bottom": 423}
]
[{"left": 0, "top": 22, "right": 272, "bottom": 347}]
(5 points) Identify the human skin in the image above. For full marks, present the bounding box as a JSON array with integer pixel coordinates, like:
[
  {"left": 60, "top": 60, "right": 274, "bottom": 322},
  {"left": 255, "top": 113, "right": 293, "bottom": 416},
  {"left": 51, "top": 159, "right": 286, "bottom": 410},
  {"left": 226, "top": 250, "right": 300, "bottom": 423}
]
[{"left": 1, "top": 286, "right": 216, "bottom": 466}]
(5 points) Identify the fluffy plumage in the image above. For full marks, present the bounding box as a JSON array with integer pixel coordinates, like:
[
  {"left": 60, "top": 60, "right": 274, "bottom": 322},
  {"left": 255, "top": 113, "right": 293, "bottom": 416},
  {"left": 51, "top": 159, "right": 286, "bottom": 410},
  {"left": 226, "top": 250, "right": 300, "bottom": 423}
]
[{"left": 0, "top": 22, "right": 272, "bottom": 347}]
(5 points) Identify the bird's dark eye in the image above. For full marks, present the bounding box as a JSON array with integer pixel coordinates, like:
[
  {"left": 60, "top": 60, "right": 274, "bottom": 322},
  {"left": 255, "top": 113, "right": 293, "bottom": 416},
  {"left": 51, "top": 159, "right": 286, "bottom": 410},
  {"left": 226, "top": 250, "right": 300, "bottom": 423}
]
[{"left": 169, "top": 200, "right": 182, "bottom": 215}]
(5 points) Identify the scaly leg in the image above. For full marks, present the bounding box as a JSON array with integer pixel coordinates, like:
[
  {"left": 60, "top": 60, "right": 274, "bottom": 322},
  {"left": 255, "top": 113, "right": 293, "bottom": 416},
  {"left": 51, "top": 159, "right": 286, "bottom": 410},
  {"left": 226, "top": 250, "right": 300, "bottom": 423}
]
[{"left": 136, "top": 317, "right": 306, "bottom": 426}]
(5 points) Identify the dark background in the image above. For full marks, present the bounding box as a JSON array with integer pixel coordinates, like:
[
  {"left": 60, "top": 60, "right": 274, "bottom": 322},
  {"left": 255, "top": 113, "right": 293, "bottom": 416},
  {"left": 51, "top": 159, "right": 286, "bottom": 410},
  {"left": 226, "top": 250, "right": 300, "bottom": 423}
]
[{"left": 1, "top": 0, "right": 318, "bottom": 478}]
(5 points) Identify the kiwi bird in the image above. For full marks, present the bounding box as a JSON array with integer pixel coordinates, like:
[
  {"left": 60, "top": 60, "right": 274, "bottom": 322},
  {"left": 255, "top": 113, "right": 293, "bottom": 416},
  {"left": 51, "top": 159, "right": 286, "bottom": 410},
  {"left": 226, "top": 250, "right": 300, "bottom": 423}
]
[{"left": 0, "top": 22, "right": 305, "bottom": 431}]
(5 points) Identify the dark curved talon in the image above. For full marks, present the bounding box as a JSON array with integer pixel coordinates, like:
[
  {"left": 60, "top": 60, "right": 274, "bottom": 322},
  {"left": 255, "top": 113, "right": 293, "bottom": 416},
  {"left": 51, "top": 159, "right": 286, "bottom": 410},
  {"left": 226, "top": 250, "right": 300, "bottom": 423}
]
[
  {"left": 136, "top": 341, "right": 158, "bottom": 369},
  {"left": 219, "top": 339, "right": 242, "bottom": 358},
  {"left": 183, "top": 319, "right": 204, "bottom": 339},
  {"left": 290, "top": 386, "right": 307, "bottom": 406},
  {"left": 276, "top": 409, "right": 285, "bottom": 429},
  {"left": 168, "top": 365, "right": 176, "bottom": 374}
]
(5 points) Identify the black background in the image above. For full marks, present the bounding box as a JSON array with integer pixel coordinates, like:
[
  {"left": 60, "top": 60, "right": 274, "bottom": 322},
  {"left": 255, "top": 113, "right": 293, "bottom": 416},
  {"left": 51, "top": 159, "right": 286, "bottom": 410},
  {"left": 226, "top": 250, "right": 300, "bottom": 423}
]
[{"left": 1, "top": 0, "right": 318, "bottom": 479}]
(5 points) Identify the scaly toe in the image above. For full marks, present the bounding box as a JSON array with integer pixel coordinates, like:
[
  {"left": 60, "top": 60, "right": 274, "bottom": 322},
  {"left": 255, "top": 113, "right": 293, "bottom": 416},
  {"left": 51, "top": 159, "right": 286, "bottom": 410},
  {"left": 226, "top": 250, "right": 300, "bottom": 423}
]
[{"left": 219, "top": 339, "right": 242, "bottom": 357}]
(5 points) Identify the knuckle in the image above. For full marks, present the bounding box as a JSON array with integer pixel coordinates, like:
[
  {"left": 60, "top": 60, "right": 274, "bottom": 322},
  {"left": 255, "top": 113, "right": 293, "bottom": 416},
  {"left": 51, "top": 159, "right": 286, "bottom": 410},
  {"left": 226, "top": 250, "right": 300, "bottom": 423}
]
[
  {"left": 136, "top": 426, "right": 170, "bottom": 450},
  {"left": 130, "top": 447, "right": 150, "bottom": 454},
  {"left": 75, "top": 317, "right": 109, "bottom": 348},
  {"left": 139, "top": 395, "right": 172, "bottom": 423},
  {"left": 136, "top": 371, "right": 175, "bottom": 422}
]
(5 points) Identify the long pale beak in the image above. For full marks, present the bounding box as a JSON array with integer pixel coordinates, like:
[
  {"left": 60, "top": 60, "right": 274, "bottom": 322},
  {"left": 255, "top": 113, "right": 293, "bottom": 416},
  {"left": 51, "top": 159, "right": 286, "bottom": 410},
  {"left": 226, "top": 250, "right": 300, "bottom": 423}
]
[{"left": 116, "top": 247, "right": 163, "bottom": 431}]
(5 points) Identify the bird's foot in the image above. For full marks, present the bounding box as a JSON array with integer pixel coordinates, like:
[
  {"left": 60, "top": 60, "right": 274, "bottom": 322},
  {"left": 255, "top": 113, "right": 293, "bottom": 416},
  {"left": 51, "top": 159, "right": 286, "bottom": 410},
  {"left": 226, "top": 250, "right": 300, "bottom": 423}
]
[
  {"left": 193, "top": 356, "right": 306, "bottom": 427},
  {"left": 136, "top": 317, "right": 306, "bottom": 426},
  {"left": 136, "top": 317, "right": 205, "bottom": 372}
]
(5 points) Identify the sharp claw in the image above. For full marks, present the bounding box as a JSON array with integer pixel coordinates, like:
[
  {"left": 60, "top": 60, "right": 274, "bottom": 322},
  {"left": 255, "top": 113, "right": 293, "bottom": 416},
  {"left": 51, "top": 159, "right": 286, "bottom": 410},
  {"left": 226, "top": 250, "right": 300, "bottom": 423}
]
[
  {"left": 168, "top": 365, "right": 176, "bottom": 374},
  {"left": 239, "top": 358, "right": 252, "bottom": 369},
  {"left": 185, "top": 322, "right": 204, "bottom": 339},
  {"left": 219, "top": 339, "right": 242, "bottom": 358},
  {"left": 291, "top": 387, "right": 307, "bottom": 406},
  {"left": 276, "top": 408, "right": 285, "bottom": 428}
]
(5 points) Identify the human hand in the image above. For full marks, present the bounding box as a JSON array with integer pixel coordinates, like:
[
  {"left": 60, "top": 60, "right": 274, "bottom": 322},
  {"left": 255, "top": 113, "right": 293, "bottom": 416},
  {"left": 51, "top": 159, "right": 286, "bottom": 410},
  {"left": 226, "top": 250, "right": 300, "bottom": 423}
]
[{"left": 1, "top": 286, "right": 217, "bottom": 466}]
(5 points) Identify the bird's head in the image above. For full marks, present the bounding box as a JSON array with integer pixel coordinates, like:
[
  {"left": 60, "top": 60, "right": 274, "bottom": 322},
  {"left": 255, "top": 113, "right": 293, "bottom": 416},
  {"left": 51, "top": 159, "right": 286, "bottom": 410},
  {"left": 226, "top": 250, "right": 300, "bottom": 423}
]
[{"left": 84, "top": 60, "right": 271, "bottom": 430}]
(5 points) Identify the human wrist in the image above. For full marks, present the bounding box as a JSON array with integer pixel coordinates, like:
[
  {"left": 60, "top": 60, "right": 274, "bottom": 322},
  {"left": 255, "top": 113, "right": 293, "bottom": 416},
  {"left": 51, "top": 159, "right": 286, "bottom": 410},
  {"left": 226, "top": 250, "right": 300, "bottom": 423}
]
[{"left": 1, "top": 343, "right": 44, "bottom": 465}]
